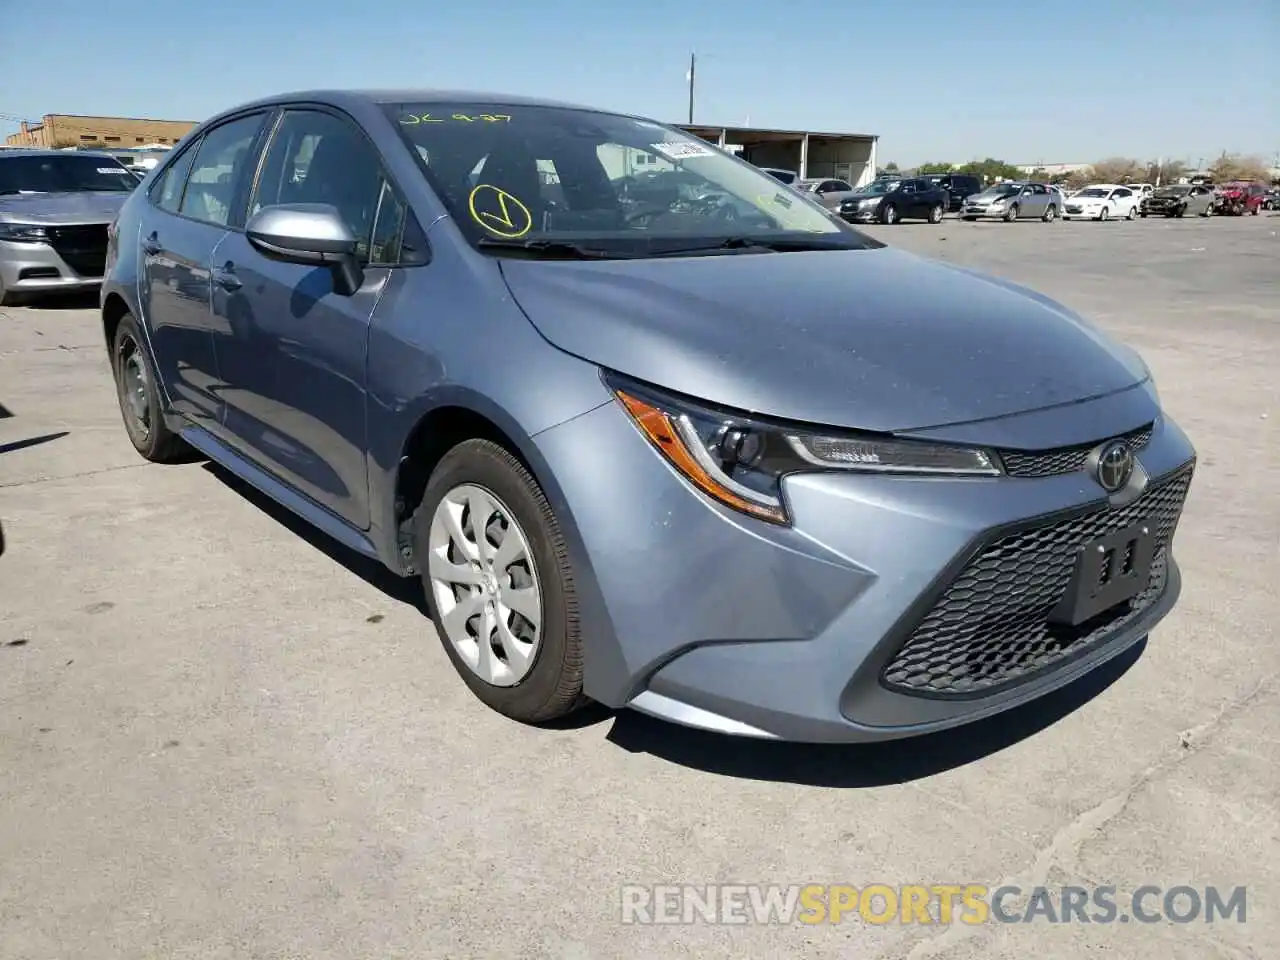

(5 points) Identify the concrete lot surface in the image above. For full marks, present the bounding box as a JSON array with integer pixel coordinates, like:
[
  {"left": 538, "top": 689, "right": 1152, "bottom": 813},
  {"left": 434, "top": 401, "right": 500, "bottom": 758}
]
[{"left": 1, "top": 215, "right": 1276, "bottom": 959}]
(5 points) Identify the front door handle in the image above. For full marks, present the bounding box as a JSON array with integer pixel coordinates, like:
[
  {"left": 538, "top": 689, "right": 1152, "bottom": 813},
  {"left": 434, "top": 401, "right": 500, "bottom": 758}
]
[
  {"left": 211, "top": 265, "right": 242, "bottom": 292},
  {"left": 141, "top": 233, "right": 161, "bottom": 256}
]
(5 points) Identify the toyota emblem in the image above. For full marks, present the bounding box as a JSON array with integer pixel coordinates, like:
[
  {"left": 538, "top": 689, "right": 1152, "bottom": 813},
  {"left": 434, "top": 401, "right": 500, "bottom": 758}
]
[{"left": 1096, "top": 441, "right": 1134, "bottom": 492}]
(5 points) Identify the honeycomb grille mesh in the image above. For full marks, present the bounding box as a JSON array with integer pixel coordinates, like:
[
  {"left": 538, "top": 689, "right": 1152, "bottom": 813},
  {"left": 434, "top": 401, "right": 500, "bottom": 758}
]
[
  {"left": 1000, "top": 423, "right": 1154, "bottom": 479},
  {"left": 881, "top": 466, "right": 1192, "bottom": 697}
]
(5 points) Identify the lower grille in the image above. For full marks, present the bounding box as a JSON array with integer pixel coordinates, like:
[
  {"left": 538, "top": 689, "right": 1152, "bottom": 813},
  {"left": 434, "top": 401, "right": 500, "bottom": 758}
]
[
  {"left": 881, "top": 465, "right": 1192, "bottom": 697},
  {"left": 47, "top": 224, "right": 109, "bottom": 279},
  {"left": 1000, "top": 423, "right": 1154, "bottom": 478}
]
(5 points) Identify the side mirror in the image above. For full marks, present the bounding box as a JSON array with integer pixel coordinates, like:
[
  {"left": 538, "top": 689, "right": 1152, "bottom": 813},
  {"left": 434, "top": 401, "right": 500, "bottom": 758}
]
[{"left": 245, "top": 203, "right": 364, "bottom": 297}]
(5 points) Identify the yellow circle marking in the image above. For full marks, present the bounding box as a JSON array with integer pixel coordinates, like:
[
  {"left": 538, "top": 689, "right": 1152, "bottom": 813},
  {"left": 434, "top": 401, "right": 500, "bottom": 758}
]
[{"left": 468, "top": 184, "right": 532, "bottom": 239}]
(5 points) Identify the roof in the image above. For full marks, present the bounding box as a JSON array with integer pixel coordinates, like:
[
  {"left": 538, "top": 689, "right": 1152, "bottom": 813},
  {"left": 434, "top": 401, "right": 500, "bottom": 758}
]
[
  {"left": 680, "top": 122, "right": 877, "bottom": 141},
  {"left": 223, "top": 88, "right": 604, "bottom": 117},
  {"left": 0, "top": 147, "right": 117, "bottom": 159}
]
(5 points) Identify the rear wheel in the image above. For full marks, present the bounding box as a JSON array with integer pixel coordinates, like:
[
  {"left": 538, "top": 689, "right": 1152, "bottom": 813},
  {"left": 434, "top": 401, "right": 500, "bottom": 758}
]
[
  {"left": 1126, "top": 204, "right": 1137, "bottom": 220},
  {"left": 927, "top": 203, "right": 943, "bottom": 224},
  {"left": 414, "top": 439, "right": 585, "bottom": 724},
  {"left": 110, "top": 313, "right": 188, "bottom": 462}
]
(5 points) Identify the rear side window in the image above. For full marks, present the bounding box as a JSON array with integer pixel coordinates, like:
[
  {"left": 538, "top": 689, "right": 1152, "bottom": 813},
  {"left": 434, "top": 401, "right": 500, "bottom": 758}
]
[
  {"left": 180, "top": 113, "right": 268, "bottom": 227},
  {"left": 151, "top": 145, "right": 198, "bottom": 213}
]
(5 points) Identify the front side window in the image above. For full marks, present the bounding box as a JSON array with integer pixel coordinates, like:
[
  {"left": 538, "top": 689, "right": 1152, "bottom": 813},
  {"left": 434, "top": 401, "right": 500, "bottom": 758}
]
[
  {"left": 180, "top": 113, "right": 267, "bottom": 227},
  {"left": 0, "top": 154, "right": 137, "bottom": 196},
  {"left": 251, "top": 109, "right": 385, "bottom": 260},
  {"left": 387, "top": 102, "right": 875, "bottom": 257}
]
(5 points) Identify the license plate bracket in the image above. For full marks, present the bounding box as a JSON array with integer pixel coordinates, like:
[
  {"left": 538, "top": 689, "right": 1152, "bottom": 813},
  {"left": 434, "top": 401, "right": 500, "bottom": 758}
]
[{"left": 1050, "top": 521, "right": 1156, "bottom": 626}]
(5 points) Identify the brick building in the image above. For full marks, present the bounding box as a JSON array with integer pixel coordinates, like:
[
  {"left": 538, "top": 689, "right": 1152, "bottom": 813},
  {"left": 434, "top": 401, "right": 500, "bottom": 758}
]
[{"left": 5, "top": 114, "right": 197, "bottom": 150}]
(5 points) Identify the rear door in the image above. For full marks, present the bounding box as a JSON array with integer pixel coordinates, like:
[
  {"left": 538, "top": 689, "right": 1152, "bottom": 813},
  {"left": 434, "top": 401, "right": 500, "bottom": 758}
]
[{"left": 137, "top": 112, "right": 269, "bottom": 430}]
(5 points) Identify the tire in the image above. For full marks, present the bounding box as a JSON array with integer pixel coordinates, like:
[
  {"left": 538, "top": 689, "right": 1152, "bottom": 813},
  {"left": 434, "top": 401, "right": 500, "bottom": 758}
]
[
  {"left": 110, "top": 313, "right": 188, "bottom": 462},
  {"left": 1251, "top": 206, "right": 1260, "bottom": 216},
  {"left": 1042, "top": 204, "right": 1057, "bottom": 222},
  {"left": 413, "top": 438, "right": 584, "bottom": 724},
  {"left": 882, "top": 203, "right": 898, "bottom": 224},
  {"left": 1126, "top": 204, "right": 1137, "bottom": 220},
  {"left": 928, "top": 203, "right": 943, "bottom": 224},
  {"left": 1003, "top": 204, "right": 1018, "bottom": 222},
  {"left": 1099, "top": 207, "right": 1110, "bottom": 221},
  {"left": 1176, "top": 204, "right": 1186, "bottom": 218},
  {"left": 1140, "top": 211, "right": 1148, "bottom": 218}
]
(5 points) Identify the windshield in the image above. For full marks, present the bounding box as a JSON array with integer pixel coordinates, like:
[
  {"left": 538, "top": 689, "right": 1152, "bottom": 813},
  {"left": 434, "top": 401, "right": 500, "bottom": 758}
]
[
  {"left": 387, "top": 103, "right": 875, "bottom": 256},
  {"left": 1075, "top": 188, "right": 1110, "bottom": 198},
  {"left": 0, "top": 154, "right": 137, "bottom": 195},
  {"left": 854, "top": 180, "right": 899, "bottom": 195},
  {"left": 793, "top": 180, "right": 820, "bottom": 192}
]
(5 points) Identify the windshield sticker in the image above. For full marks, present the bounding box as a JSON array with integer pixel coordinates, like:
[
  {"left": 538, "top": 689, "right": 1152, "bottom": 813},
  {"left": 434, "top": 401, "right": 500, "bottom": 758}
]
[
  {"left": 468, "top": 184, "right": 532, "bottom": 238},
  {"left": 97, "top": 167, "right": 131, "bottom": 174},
  {"left": 650, "top": 141, "right": 715, "bottom": 160},
  {"left": 400, "top": 112, "right": 512, "bottom": 125}
]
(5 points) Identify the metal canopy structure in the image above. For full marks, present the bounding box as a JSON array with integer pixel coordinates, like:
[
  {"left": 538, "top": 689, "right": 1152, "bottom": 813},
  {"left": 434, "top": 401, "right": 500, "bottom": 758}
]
[{"left": 677, "top": 123, "right": 879, "bottom": 187}]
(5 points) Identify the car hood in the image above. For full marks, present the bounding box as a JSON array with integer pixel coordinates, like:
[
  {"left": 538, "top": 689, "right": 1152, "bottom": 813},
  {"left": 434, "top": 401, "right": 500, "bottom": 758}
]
[
  {"left": 1151, "top": 190, "right": 1188, "bottom": 200},
  {"left": 0, "top": 191, "right": 130, "bottom": 225},
  {"left": 499, "top": 246, "right": 1148, "bottom": 432}
]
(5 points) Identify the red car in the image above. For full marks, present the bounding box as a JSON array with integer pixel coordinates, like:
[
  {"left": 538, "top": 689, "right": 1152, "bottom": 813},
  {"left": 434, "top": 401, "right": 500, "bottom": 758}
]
[{"left": 1213, "top": 180, "right": 1267, "bottom": 216}]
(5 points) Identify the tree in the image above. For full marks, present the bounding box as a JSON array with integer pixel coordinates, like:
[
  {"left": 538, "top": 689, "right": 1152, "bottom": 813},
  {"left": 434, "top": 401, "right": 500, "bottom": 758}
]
[
  {"left": 916, "top": 161, "right": 954, "bottom": 174},
  {"left": 1207, "top": 152, "right": 1271, "bottom": 183},
  {"left": 1088, "top": 157, "right": 1142, "bottom": 184},
  {"left": 955, "top": 157, "right": 1024, "bottom": 182},
  {"left": 1144, "top": 159, "right": 1187, "bottom": 185},
  {"left": 878, "top": 161, "right": 900, "bottom": 176}
]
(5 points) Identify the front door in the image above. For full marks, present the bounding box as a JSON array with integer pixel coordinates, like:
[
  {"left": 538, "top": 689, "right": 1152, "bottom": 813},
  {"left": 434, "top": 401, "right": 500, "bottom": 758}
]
[{"left": 209, "top": 107, "right": 395, "bottom": 530}]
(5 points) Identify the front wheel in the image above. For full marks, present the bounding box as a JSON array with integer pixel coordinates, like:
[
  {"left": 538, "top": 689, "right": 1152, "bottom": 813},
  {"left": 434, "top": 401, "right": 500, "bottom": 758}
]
[
  {"left": 1126, "top": 204, "right": 1137, "bottom": 220},
  {"left": 1042, "top": 204, "right": 1057, "bottom": 222},
  {"left": 1099, "top": 206, "right": 1110, "bottom": 221},
  {"left": 927, "top": 203, "right": 943, "bottom": 224},
  {"left": 1003, "top": 204, "right": 1018, "bottom": 222},
  {"left": 882, "top": 203, "right": 899, "bottom": 224},
  {"left": 414, "top": 439, "right": 585, "bottom": 724}
]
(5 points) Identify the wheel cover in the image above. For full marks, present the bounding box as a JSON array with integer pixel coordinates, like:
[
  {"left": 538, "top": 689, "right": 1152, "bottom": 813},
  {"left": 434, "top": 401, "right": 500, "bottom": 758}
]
[
  {"left": 427, "top": 483, "right": 542, "bottom": 687},
  {"left": 117, "top": 335, "right": 151, "bottom": 438}
]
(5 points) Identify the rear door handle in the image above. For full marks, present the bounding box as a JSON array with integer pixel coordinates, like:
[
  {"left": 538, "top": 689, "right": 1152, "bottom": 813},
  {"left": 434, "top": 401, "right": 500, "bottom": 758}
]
[{"left": 211, "top": 265, "right": 242, "bottom": 291}]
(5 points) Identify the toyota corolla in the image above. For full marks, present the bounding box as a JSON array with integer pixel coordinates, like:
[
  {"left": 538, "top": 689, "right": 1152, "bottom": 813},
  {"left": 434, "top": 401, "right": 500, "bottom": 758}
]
[{"left": 100, "top": 90, "right": 1195, "bottom": 742}]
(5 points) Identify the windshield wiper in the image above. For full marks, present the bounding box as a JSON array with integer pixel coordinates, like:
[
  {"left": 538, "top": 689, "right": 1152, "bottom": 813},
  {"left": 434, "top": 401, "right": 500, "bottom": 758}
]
[
  {"left": 650, "top": 235, "right": 854, "bottom": 257},
  {"left": 476, "top": 237, "right": 623, "bottom": 260}
]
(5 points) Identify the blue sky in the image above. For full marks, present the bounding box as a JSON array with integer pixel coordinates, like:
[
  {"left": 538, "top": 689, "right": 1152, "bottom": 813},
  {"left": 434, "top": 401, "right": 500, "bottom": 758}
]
[{"left": 4, "top": 0, "right": 1277, "bottom": 167}]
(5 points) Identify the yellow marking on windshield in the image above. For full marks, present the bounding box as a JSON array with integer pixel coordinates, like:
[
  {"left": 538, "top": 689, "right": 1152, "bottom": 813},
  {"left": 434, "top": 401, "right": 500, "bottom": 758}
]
[{"left": 468, "top": 184, "right": 533, "bottom": 238}]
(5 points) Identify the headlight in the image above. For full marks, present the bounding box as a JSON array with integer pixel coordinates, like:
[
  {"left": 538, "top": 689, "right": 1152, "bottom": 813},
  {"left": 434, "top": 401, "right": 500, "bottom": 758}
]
[
  {"left": 608, "top": 375, "right": 1001, "bottom": 525},
  {"left": 0, "top": 223, "right": 49, "bottom": 243},
  {"left": 858, "top": 198, "right": 879, "bottom": 207},
  {"left": 988, "top": 199, "right": 1006, "bottom": 208}
]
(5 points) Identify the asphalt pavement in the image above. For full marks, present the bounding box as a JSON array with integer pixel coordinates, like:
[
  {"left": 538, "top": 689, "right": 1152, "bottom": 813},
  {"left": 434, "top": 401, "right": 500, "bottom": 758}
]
[{"left": 0, "top": 213, "right": 1276, "bottom": 959}]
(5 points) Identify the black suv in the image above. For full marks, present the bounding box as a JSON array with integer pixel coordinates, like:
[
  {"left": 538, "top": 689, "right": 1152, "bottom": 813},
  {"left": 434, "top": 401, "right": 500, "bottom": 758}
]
[{"left": 922, "top": 173, "right": 982, "bottom": 212}]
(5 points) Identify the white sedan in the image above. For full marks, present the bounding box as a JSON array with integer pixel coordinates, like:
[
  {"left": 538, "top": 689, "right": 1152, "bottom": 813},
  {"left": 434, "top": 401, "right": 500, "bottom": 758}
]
[{"left": 1062, "top": 184, "right": 1141, "bottom": 221}]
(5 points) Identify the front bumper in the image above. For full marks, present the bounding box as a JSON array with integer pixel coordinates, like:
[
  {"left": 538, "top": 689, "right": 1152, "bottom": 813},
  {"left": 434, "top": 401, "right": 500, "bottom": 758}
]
[
  {"left": 0, "top": 228, "right": 108, "bottom": 298},
  {"left": 839, "top": 204, "right": 881, "bottom": 223},
  {"left": 960, "top": 204, "right": 1006, "bottom": 218},
  {"left": 534, "top": 392, "right": 1195, "bottom": 743}
]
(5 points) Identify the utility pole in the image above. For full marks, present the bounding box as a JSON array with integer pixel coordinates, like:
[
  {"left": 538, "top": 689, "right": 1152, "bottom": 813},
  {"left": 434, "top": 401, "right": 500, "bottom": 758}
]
[{"left": 687, "top": 52, "right": 696, "bottom": 124}]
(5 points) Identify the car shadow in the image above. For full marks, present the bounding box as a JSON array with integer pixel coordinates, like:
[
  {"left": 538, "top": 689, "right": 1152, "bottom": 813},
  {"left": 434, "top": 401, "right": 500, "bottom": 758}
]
[
  {"left": 601, "top": 640, "right": 1145, "bottom": 786},
  {"left": 0, "top": 431, "right": 70, "bottom": 455},
  {"left": 22, "top": 291, "right": 100, "bottom": 311},
  {"left": 198, "top": 457, "right": 1145, "bottom": 786},
  {"left": 200, "top": 460, "right": 426, "bottom": 612},
  {"left": 0, "top": 402, "right": 13, "bottom": 419}
]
